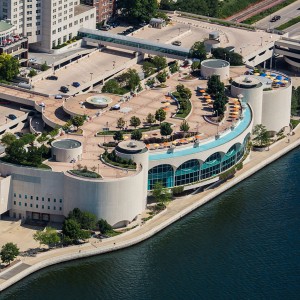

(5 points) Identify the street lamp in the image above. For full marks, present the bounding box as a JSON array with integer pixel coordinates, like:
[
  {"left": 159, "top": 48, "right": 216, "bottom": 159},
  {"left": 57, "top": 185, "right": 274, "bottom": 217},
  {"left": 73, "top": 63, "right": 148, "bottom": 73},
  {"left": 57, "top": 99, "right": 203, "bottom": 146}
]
[
  {"left": 90, "top": 72, "right": 93, "bottom": 81},
  {"left": 260, "top": 36, "right": 263, "bottom": 46}
]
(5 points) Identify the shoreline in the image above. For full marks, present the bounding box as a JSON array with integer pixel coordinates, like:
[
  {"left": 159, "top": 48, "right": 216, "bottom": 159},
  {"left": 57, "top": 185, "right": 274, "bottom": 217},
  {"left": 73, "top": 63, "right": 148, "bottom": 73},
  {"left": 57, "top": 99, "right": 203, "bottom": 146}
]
[{"left": 1, "top": 129, "right": 300, "bottom": 292}]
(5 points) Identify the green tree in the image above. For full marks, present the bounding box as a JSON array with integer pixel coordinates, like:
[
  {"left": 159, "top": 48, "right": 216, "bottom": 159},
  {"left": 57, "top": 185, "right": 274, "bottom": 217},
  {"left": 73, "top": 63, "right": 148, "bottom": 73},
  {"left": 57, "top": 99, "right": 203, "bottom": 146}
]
[
  {"left": 130, "top": 116, "right": 141, "bottom": 128},
  {"left": 160, "top": 122, "right": 173, "bottom": 139},
  {"left": 152, "top": 181, "right": 172, "bottom": 206},
  {"left": 143, "top": 61, "right": 156, "bottom": 77},
  {"left": 40, "top": 61, "right": 49, "bottom": 71},
  {"left": 71, "top": 116, "right": 85, "bottom": 130},
  {"left": 113, "top": 131, "right": 124, "bottom": 142},
  {"left": 156, "top": 71, "right": 168, "bottom": 83},
  {"left": 0, "top": 53, "right": 20, "bottom": 81},
  {"left": 62, "top": 219, "right": 89, "bottom": 241},
  {"left": 212, "top": 48, "right": 243, "bottom": 66},
  {"left": 169, "top": 61, "right": 179, "bottom": 74},
  {"left": 68, "top": 208, "right": 97, "bottom": 230},
  {"left": 33, "top": 227, "right": 60, "bottom": 248},
  {"left": 5, "top": 140, "right": 27, "bottom": 164},
  {"left": 1, "top": 133, "right": 17, "bottom": 146},
  {"left": 28, "top": 69, "right": 37, "bottom": 77},
  {"left": 180, "top": 120, "right": 190, "bottom": 136},
  {"left": 206, "top": 75, "right": 224, "bottom": 96},
  {"left": 252, "top": 124, "right": 270, "bottom": 147},
  {"left": 155, "top": 108, "right": 166, "bottom": 124},
  {"left": 131, "top": 129, "right": 142, "bottom": 140},
  {"left": 188, "top": 41, "right": 207, "bottom": 60},
  {"left": 102, "top": 79, "right": 121, "bottom": 94},
  {"left": 97, "top": 219, "right": 113, "bottom": 234},
  {"left": 117, "top": 117, "right": 125, "bottom": 129},
  {"left": 118, "top": 0, "right": 158, "bottom": 22},
  {"left": 0, "top": 242, "right": 19, "bottom": 265},
  {"left": 176, "top": 84, "right": 192, "bottom": 99},
  {"left": 191, "top": 60, "right": 200, "bottom": 71},
  {"left": 126, "top": 69, "right": 141, "bottom": 91},
  {"left": 152, "top": 56, "right": 167, "bottom": 71},
  {"left": 146, "top": 113, "right": 156, "bottom": 127}
]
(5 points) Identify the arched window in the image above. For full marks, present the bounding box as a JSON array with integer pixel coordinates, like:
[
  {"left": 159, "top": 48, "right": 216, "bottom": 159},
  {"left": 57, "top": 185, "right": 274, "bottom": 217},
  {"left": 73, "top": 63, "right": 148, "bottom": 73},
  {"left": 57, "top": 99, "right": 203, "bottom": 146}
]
[
  {"left": 148, "top": 164, "right": 174, "bottom": 190},
  {"left": 221, "top": 144, "right": 238, "bottom": 171},
  {"left": 200, "top": 153, "right": 221, "bottom": 179},
  {"left": 175, "top": 159, "right": 200, "bottom": 186}
]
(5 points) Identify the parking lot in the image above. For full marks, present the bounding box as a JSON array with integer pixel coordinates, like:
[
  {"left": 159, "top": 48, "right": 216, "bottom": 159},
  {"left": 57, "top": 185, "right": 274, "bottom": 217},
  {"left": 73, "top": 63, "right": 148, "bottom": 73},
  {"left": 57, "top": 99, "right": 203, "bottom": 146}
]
[
  {"left": 0, "top": 102, "right": 26, "bottom": 127},
  {"left": 33, "top": 49, "right": 135, "bottom": 95}
]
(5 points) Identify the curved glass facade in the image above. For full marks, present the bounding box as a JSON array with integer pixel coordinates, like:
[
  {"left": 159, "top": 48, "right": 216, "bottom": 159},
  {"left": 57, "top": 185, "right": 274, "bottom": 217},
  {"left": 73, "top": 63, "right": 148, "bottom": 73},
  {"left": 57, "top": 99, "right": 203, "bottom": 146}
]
[
  {"left": 148, "top": 164, "right": 174, "bottom": 190},
  {"left": 147, "top": 138, "right": 250, "bottom": 190},
  {"left": 175, "top": 159, "right": 200, "bottom": 186},
  {"left": 200, "top": 153, "right": 222, "bottom": 180}
]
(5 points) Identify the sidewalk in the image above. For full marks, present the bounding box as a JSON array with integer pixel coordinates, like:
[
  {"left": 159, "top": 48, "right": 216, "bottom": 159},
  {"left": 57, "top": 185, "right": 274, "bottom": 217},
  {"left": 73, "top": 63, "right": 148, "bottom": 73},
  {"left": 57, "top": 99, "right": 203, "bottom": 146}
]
[{"left": 1, "top": 125, "right": 300, "bottom": 291}]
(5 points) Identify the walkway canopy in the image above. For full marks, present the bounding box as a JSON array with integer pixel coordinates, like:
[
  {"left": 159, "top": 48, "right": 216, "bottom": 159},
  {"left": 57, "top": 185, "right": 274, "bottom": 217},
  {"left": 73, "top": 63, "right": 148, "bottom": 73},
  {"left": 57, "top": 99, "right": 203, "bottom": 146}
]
[{"left": 78, "top": 28, "right": 189, "bottom": 60}]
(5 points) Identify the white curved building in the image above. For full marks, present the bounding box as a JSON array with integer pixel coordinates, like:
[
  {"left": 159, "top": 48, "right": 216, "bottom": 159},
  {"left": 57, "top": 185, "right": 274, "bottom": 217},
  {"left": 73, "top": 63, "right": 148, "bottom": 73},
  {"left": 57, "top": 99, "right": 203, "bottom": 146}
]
[
  {"left": 231, "top": 72, "right": 291, "bottom": 133},
  {"left": 201, "top": 59, "right": 230, "bottom": 81}
]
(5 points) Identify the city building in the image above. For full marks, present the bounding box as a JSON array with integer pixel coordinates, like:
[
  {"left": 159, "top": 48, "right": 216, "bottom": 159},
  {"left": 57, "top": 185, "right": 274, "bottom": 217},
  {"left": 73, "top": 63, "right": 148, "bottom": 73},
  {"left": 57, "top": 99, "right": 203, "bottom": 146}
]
[
  {"left": 81, "top": 0, "right": 116, "bottom": 23},
  {"left": 0, "top": 20, "right": 28, "bottom": 66},
  {"left": 0, "top": 0, "right": 96, "bottom": 52}
]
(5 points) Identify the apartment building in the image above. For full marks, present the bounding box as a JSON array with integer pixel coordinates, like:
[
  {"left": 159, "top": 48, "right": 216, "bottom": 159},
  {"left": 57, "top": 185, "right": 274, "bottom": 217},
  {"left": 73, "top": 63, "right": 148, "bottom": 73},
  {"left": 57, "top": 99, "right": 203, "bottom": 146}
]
[
  {"left": 82, "top": 0, "right": 115, "bottom": 23},
  {"left": 0, "top": 0, "right": 96, "bottom": 52}
]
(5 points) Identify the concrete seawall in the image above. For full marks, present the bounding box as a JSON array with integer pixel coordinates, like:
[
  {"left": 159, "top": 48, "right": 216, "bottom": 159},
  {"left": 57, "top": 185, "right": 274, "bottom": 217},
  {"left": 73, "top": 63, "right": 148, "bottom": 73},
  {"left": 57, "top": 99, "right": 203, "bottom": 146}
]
[{"left": 1, "top": 135, "right": 300, "bottom": 292}]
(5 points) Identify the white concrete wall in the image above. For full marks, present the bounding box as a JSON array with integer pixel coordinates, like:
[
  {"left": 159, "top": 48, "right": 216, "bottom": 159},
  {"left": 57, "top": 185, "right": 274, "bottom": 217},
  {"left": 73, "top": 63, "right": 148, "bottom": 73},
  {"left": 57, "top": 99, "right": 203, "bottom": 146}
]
[
  {"left": 0, "top": 176, "right": 12, "bottom": 216},
  {"left": 201, "top": 60, "right": 229, "bottom": 81},
  {"left": 261, "top": 83, "right": 292, "bottom": 132},
  {"left": 231, "top": 83, "right": 263, "bottom": 126}
]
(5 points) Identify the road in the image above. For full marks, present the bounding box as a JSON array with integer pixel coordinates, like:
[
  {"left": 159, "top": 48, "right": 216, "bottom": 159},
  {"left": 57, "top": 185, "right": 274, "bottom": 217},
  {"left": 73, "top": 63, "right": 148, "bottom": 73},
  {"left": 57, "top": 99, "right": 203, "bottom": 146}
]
[{"left": 255, "top": 0, "right": 300, "bottom": 31}]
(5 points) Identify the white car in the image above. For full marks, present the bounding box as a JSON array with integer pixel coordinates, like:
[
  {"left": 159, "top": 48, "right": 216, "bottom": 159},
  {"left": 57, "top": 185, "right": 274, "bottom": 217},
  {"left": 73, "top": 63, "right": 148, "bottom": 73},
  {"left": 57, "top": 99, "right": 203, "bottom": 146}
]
[{"left": 55, "top": 94, "right": 63, "bottom": 99}]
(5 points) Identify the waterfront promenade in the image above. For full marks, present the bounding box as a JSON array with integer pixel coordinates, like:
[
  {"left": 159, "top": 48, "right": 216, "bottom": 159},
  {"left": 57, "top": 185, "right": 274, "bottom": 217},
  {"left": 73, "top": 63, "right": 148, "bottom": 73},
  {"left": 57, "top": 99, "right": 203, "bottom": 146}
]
[{"left": 1, "top": 126, "right": 300, "bottom": 292}]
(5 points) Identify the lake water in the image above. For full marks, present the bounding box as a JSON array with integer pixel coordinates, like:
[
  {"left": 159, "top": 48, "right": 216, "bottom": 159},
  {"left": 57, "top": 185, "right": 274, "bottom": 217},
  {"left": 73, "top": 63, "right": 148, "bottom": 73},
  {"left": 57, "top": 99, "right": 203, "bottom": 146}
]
[{"left": 1, "top": 149, "right": 300, "bottom": 300}]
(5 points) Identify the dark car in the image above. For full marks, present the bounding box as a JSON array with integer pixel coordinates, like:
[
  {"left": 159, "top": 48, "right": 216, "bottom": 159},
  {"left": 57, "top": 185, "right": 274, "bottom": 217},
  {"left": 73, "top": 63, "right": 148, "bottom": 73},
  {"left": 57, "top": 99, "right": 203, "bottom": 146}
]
[
  {"left": 46, "top": 75, "right": 58, "bottom": 80},
  {"left": 60, "top": 86, "right": 69, "bottom": 93},
  {"left": 271, "top": 15, "right": 281, "bottom": 22},
  {"left": 8, "top": 114, "right": 17, "bottom": 120},
  {"left": 72, "top": 82, "right": 80, "bottom": 88},
  {"left": 172, "top": 40, "right": 182, "bottom": 46},
  {"left": 99, "top": 25, "right": 111, "bottom": 31}
]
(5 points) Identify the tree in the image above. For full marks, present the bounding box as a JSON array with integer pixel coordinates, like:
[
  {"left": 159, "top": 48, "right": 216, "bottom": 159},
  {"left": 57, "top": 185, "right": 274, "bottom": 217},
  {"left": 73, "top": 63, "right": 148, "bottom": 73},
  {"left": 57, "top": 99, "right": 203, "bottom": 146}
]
[
  {"left": 117, "top": 117, "right": 125, "bottom": 129},
  {"left": 118, "top": 0, "right": 158, "bottom": 23},
  {"left": 33, "top": 227, "right": 60, "bottom": 248},
  {"left": 156, "top": 71, "right": 167, "bottom": 83},
  {"left": 180, "top": 120, "right": 190, "bottom": 136},
  {"left": 176, "top": 84, "right": 192, "bottom": 99},
  {"left": 102, "top": 79, "right": 121, "bottom": 94},
  {"left": 152, "top": 56, "right": 167, "bottom": 71},
  {"left": 62, "top": 219, "right": 89, "bottom": 241},
  {"left": 0, "top": 53, "right": 20, "bottom": 81},
  {"left": 252, "top": 124, "right": 270, "bottom": 147},
  {"left": 212, "top": 47, "right": 243, "bottom": 66},
  {"left": 68, "top": 208, "right": 97, "bottom": 230},
  {"left": 28, "top": 69, "right": 37, "bottom": 77},
  {"left": 146, "top": 113, "right": 156, "bottom": 127},
  {"left": 1, "top": 133, "right": 17, "bottom": 146},
  {"left": 40, "top": 61, "right": 49, "bottom": 71},
  {"left": 130, "top": 116, "right": 141, "bottom": 128},
  {"left": 98, "top": 219, "right": 113, "bottom": 234},
  {"left": 113, "top": 131, "right": 124, "bottom": 142},
  {"left": 0, "top": 243, "right": 19, "bottom": 265},
  {"left": 206, "top": 75, "right": 224, "bottom": 96},
  {"left": 169, "top": 61, "right": 179, "bottom": 74},
  {"left": 155, "top": 108, "right": 166, "bottom": 124},
  {"left": 5, "top": 140, "right": 27, "bottom": 164},
  {"left": 131, "top": 129, "right": 142, "bottom": 140},
  {"left": 188, "top": 41, "right": 207, "bottom": 61},
  {"left": 160, "top": 122, "right": 173, "bottom": 138},
  {"left": 191, "top": 60, "right": 200, "bottom": 71},
  {"left": 152, "top": 181, "right": 172, "bottom": 206},
  {"left": 71, "top": 116, "right": 85, "bottom": 130},
  {"left": 126, "top": 69, "right": 141, "bottom": 91},
  {"left": 143, "top": 61, "right": 156, "bottom": 77}
]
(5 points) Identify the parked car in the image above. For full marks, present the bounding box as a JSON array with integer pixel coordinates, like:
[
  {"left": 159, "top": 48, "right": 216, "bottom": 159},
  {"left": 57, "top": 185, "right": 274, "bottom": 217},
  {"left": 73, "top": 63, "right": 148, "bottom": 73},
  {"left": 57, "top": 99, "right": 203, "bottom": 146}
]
[
  {"left": 60, "top": 86, "right": 69, "bottom": 93},
  {"left": 172, "top": 40, "right": 182, "bottom": 46},
  {"left": 55, "top": 94, "right": 63, "bottom": 99},
  {"left": 46, "top": 75, "right": 58, "bottom": 80},
  {"left": 110, "top": 104, "right": 120, "bottom": 110},
  {"left": 99, "top": 25, "right": 111, "bottom": 31},
  {"left": 72, "top": 82, "right": 80, "bottom": 88},
  {"left": 8, "top": 114, "right": 17, "bottom": 120},
  {"left": 18, "top": 82, "right": 32, "bottom": 90}
]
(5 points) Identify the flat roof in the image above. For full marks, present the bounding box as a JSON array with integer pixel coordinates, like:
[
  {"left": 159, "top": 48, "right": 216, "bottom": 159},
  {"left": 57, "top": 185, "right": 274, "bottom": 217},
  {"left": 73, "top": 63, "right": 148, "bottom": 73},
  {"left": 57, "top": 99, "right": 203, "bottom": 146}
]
[
  {"left": 74, "top": 4, "right": 94, "bottom": 16},
  {"left": 201, "top": 59, "right": 230, "bottom": 68},
  {"left": 52, "top": 139, "right": 81, "bottom": 149},
  {"left": 0, "top": 20, "right": 14, "bottom": 32}
]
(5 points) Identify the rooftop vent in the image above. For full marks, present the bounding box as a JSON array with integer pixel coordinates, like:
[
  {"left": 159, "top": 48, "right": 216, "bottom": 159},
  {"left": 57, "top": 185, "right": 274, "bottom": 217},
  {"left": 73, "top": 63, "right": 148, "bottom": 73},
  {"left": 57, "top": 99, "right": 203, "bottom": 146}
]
[
  {"left": 127, "top": 141, "right": 137, "bottom": 148},
  {"left": 244, "top": 77, "right": 252, "bottom": 83}
]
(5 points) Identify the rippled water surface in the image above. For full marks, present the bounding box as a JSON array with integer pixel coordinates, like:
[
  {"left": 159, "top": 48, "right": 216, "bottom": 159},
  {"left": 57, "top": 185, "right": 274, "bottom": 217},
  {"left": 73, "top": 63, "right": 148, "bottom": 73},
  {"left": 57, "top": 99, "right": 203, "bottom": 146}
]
[{"left": 2, "top": 149, "right": 300, "bottom": 300}]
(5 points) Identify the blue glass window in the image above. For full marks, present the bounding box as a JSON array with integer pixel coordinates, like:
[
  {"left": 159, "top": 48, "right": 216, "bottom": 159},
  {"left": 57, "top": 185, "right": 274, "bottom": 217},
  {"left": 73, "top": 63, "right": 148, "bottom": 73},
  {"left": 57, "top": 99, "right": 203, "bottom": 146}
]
[
  {"left": 175, "top": 159, "right": 200, "bottom": 186},
  {"left": 148, "top": 164, "right": 174, "bottom": 190},
  {"left": 201, "top": 153, "right": 221, "bottom": 179}
]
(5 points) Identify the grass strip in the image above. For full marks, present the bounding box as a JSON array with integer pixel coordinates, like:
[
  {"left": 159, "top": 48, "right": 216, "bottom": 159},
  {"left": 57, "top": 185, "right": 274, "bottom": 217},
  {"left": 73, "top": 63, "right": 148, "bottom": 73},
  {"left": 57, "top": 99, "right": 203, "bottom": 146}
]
[
  {"left": 275, "top": 15, "right": 300, "bottom": 30},
  {"left": 242, "top": 0, "right": 298, "bottom": 24}
]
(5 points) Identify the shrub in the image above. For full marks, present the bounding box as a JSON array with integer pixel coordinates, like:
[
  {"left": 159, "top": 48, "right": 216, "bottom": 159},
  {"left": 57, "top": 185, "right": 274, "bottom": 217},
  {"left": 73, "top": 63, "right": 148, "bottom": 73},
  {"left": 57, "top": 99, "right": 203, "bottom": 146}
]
[
  {"left": 172, "top": 186, "right": 184, "bottom": 195},
  {"left": 236, "top": 162, "right": 243, "bottom": 171}
]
